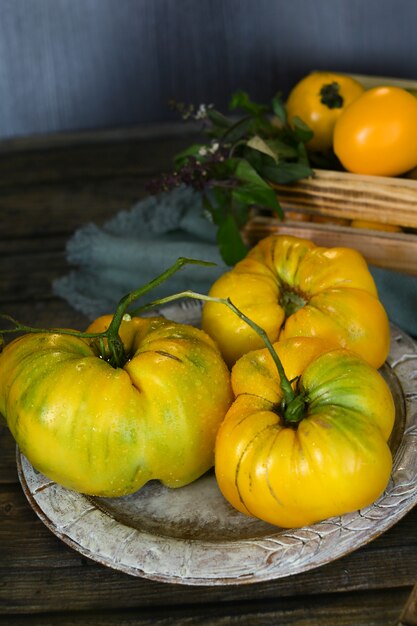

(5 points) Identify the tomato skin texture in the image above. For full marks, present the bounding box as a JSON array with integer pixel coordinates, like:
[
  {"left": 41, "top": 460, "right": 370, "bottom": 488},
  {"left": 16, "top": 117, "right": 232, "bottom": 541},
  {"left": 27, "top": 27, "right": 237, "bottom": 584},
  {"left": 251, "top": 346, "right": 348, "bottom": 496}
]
[
  {"left": 0, "top": 316, "right": 232, "bottom": 496},
  {"left": 201, "top": 235, "right": 390, "bottom": 369},
  {"left": 215, "top": 337, "right": 395, "bottom": 528},
  {"left": 333, "top": 86, "right": 417, "bottom": 176},
  {"left": 286, "top": 71, "right": 364, "bottom": 152}
]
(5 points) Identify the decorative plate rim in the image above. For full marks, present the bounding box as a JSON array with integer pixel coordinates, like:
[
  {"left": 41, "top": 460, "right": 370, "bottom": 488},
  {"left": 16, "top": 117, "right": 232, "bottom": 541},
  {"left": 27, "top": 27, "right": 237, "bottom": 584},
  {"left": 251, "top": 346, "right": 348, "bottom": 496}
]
[{"left": 16, "top": 303, "right": 417, "bottom": 586}]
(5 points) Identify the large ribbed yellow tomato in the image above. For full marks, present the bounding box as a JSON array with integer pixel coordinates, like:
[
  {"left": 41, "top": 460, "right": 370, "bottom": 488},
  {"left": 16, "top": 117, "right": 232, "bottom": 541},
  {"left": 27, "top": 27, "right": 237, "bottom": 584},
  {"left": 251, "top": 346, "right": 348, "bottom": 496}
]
[
  {"left": 0, "top": 315, "right": 232, "bottom": 496},
  {"left": 215, "top": 337, "right": 395, "bottom": 528},
  {"left": 286, "top": 71, "right": 364, "bottom": 152},
  {"left": 201, "top": 235, "right": 390, "bottom": 369},
  {"left": 333, "top": 86, "right": 417, "bottom": 176}
]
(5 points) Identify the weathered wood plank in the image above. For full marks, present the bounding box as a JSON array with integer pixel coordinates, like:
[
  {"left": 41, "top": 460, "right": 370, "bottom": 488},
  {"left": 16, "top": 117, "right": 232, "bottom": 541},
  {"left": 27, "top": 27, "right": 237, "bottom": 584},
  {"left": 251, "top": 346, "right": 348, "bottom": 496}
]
[
  {"left": 0, "top": 178, "right": 151, "bottom": 240},
  {"left": 0, "top": 123, "right": 202, "bottom": 155},
  {"left": 0, "top": 488, "right": 84, "bottom": 569},
  {"left": 0, "top": 250, "right": 67, "bottom": 303},
  {"left": 244, "top": 216, "right": 417, "bottom": 275},
  {"left": 0, "top": 126, "right": 201, "bottom": 246},
  {"left": 273, "top": 169, "right": 417, "bottom": 229},
  {"left": 0, "top": 236, "right": 68, "bottom": 256},
  {"left": 0, "top": 424, "right": 18, "bottom": 484},
  {"left": 397, "top": 582, "right": 417, "bottom": 626},
  {"left": 0, "top": 298, "right": 89, "bottom": 331},
  {"left": 0, "top": 549, "right": 415, "bottom": 616},
  {"left": 0, "top": 587, "right": 412, "bottom": 625},
  {"left": 0, "top": 133, "right": 198, "bottom": 188},
  {"left": 0, "top": 483, "right": 416, "bottom": 614}
]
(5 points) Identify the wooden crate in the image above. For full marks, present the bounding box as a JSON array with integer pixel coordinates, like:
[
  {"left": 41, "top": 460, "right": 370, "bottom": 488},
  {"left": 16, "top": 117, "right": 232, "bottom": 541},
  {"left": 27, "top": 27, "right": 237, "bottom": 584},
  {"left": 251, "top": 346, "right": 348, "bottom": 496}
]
[{"left": 244, "top": 74, "right": 417, "bottom": 276}]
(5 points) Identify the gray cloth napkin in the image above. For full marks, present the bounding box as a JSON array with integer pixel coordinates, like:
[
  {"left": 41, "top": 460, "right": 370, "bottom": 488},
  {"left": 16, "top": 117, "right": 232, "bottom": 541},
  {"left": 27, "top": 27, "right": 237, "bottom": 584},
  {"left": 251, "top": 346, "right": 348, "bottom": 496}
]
[
  {"left": 369, "top": 266, "right": 417, "bottom": 338},
  {"left": 54, "top": 186, "right": 417, "bottom": 339},
  {"left": 53, "top": 187, "right": 228, "bottom": 319}
]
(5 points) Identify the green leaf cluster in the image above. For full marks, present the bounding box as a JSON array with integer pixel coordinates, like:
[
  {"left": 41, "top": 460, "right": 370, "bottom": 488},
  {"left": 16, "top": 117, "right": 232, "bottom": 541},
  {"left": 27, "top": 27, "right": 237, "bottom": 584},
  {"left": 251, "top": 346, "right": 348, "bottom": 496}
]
[{"left": 172, "top": 91, "right": 315, "bottom": 265}]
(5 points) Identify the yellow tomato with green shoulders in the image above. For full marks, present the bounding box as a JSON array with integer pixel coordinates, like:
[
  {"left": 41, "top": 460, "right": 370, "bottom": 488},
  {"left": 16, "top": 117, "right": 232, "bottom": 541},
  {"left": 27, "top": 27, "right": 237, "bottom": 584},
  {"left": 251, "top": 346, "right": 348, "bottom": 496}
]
[
  {"left": 0, "top": 315, "right": 232, "bottom": 496},
  {"left": 201, "top": 234, "right": 390, "bottom": 369},
  {"left": 286, "top": 71, "right": 365, "bottom": 152},
  {"left": 215, "top": 337, "right": 395, "bottom": 528}
]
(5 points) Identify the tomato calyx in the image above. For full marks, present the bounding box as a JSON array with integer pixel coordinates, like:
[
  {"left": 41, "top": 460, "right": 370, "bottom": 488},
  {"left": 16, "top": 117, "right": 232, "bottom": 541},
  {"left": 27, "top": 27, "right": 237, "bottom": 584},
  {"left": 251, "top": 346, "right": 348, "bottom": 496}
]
[
  {"left": 320, "top": 82, "right": 344, "bottom": 109},
  {"left": 279, "top": 285, "right": 307, "bottom": 318},
  {"left": 90, "top": 332, "right": 128, "bottom": 368},
  {"left": 277, "top": 377, "right": 306, "bottom": 427}
]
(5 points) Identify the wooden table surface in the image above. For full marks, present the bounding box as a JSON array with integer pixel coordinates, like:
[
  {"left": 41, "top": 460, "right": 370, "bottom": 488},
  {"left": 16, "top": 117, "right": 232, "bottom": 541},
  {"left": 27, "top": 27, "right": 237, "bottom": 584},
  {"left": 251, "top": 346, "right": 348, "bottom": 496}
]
[{"left": 0, "top": 125, "right": 416, "bottom": 626}]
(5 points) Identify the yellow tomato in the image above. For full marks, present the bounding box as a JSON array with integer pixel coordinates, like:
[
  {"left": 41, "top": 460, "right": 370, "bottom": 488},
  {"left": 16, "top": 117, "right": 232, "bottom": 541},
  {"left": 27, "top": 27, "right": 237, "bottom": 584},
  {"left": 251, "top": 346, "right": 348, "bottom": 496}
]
[
  {"left": 350, "top": 219, "right": 402, "bottom": 232},
  {"left": 215, "top": 337, "right": 395, "bottom": 528},
  {"left": 286, "top": 71, "right": 364, "bottom": 152},
  {"left": 0, "top": 315, "right": 232, "bottom": 496},
  {"left": 333, "top": 86, "right": 417, "bottom": 176},
  {"left": 201, "top": 235, "right": 390, "bottom": 369}
]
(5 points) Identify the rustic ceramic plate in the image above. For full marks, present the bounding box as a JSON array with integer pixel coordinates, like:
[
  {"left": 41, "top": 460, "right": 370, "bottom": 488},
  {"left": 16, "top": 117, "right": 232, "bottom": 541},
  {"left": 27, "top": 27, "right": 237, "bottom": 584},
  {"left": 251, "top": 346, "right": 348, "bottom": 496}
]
[{"left": 17, "top": 302, "right": 417, "bottom": 586}]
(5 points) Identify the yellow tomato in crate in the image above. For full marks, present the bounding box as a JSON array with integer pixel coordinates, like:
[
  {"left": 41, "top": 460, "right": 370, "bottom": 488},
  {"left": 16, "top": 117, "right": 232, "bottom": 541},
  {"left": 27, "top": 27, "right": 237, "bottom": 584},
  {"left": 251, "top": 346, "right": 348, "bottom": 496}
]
[
  {"left": 350, "top": 219, "right": 402, "bottom": 232},
  {"left": 0, "top": 315, "right": 232, "bottom": 496},
  {"left": 333, "top": 86, "right": 417, "bottom": 176},
  {"left": 215, "top": 337, "right": 395, "bottom": 528},
  {"left": 201, "top": 235, "right": 390, "bottom": 368},
  {"left": 286, "top": 71, "right": 364, "bottom": 152}
]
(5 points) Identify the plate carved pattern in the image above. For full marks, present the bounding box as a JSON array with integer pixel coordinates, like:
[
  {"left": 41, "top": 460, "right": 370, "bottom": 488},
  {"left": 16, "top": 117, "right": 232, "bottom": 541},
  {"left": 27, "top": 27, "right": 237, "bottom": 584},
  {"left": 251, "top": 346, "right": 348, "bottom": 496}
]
[{"left": 17, "top": 305, "right": 417, "bottom": 585}]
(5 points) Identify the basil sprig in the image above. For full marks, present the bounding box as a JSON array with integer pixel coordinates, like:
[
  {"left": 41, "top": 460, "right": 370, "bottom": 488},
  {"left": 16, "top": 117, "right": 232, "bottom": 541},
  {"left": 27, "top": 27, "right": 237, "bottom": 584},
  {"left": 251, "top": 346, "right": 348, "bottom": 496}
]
[{"left": 151, "top": 91, "right": 314, "bottom": 265}]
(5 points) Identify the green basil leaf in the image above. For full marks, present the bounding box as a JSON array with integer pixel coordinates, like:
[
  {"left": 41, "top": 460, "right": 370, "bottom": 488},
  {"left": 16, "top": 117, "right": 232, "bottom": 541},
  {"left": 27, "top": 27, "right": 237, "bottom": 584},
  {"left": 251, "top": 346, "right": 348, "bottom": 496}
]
[
  {"left": 217, "top": 214, "right": 248, "bottom": 265},
  {"left": 233, "top": 160, "right": 282, "bottom": 213},
  {"left": 272, "top": 94, "right": 287, "bottom": 124},
  {"left": 291, "top": 116, "right": 314, "bottom": 143},
  {"left": 297, "top": 141, "right": 311, "bottom": 166},
  {"left": 229, "top": 90, "right": 268, "bottom": 116},
  {"left": 263, "top": 161, "right": 313, "bottom": 184},
  {"left": 242, "top": 146, "right": 265, "bottom": 172},
  {"left": 232, "top": 202, "right": 250, "bottom": 228},
  {"left": 205, "top": 187, "right": 229, "bottom": 225},
  {"left": 206, "top": 108, "right": 231, "bottom": 129},
  {"left": 222, "top": 116, "right": 254, "bottom": 144},
  {"left": 233, "top": 158, "right": 267, "bottom": 184},
  {"left": 265, "top": 138, "right": 299, "bottom": 159},
  {"left": 246, "top": 135, "right": 278, "bottom": 162}
]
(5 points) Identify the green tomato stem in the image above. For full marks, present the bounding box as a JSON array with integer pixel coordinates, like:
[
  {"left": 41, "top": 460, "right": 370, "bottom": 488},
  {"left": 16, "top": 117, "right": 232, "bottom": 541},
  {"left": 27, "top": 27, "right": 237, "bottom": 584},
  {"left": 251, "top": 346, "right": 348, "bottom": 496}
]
[
  {"left": 0, "top": 313, "right": 104, "bottom": 339},
  {"left": 106, "top": 257, "right": 214, "bottom": 337},
  {"left": 104, "top": 258, "right": 216, "bottom": 367},
  {"left": 0, "top": 258, "right": 215, "bottom": 369},
  {"left": 282, "top": 388, "right": 306, "bottom": 424},
  {"left": 0, "top": 258, "right": 305, "bottom": 421}
]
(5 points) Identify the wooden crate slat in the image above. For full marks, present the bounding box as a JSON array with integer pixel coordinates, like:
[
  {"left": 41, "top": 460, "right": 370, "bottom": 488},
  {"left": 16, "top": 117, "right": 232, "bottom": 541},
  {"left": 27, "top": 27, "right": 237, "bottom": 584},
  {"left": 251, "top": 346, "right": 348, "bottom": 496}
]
[
  {"left": 274, "top": 169, "right": 417, "bottom": 228},
  {"left": 244, "top": 216, "right": 417, "bottom": 275}
]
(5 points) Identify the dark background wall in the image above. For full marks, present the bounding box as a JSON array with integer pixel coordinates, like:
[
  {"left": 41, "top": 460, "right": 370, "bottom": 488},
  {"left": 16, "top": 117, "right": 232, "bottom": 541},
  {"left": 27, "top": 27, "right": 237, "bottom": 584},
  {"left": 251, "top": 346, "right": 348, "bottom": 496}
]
[{"left": 1, "top": 0, "right": 416, "bottom": 138}]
